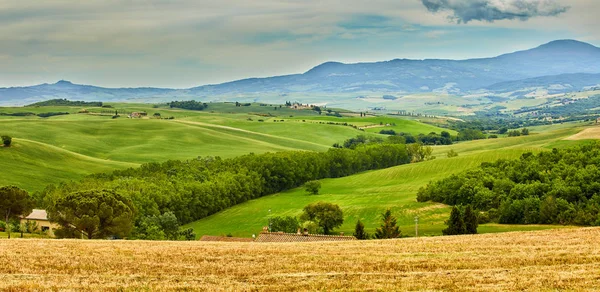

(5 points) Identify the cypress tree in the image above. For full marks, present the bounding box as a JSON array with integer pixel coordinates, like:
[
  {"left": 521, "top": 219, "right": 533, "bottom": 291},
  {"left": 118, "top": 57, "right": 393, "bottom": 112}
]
[
  {"left": 353, "top": 220, "right": 370, "bottom": 240},
  {"left": 374, "top": 209, "right": 401, "bottom": 239},
  {"left": 443, "top": 206, "right": 466, "bottom": 235},
  {"left": 464, "top": 205, "right": 478, "bottom": 234}
]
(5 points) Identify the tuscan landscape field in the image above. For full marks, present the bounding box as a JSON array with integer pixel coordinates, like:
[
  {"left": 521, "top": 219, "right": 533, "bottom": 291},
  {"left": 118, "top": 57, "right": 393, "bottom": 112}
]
[
  {"left": 1, "top": 227, "right": 599, "bottom": 290},
  {"left": 3, "top": 1, "right": 600, "bottom": 290}
]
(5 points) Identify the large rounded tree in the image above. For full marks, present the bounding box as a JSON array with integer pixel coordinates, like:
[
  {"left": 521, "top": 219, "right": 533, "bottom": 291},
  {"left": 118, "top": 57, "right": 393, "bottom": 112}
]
[
  {"left": 49, "top": 189, "right": 135, "bottom": 239},
  {"left": 300, "top": 202, "right": 343, "bottom": 234},
  {"left": 0, "top": 185, "right": 34, "bottom": 239}
]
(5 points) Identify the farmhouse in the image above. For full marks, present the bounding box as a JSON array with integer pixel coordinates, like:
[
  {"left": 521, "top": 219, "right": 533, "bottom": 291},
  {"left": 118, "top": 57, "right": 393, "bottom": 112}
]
[
  {"left": 255, "top": 227, "right": 356, "bottom": 243},
  {"left": 20, "top": 209, "right": 59, "bottom": 237},
  {"left": 199, "top": 235, "right": 254, "bottom": 242},
  {"left": 255, "top": 231, "right": 356, "bottom": 242}
]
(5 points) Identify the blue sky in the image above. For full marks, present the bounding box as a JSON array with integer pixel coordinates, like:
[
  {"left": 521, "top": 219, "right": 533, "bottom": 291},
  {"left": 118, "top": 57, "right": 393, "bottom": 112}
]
[{"left": 0, "top": 0, "right": 598, "bottom": 88}]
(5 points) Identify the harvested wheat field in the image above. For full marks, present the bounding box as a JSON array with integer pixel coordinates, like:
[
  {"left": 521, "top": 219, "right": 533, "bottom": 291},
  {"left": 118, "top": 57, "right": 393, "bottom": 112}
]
[
  {"left": 565, "top": 126, "right": 600, "bottom": 140},
  {"left": 1, "top": 228, "right": 600, "bottom": 291}
]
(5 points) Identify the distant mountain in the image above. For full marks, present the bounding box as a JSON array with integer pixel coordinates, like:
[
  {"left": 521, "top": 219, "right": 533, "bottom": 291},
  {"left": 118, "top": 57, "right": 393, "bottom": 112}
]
[
  {"left": 0, "top": 80, "right": 178, "bottom": 106},
  {"left": 484, "top": 73, "right": 600, "bottom": 95},
  {"left": 189, "top": 39, "right": 600, "bottom": 95},
  {"left": 1, "top": 39, "right": 600, "bottom": 106}
]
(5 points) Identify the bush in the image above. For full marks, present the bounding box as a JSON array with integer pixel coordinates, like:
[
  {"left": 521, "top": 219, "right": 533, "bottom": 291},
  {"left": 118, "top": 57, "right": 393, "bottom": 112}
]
[
  {"left": 304, "top": 180, "right": 321, "bottom": 195},
  {"left": 447, "top": 150, "right": 458, "bottom": 158},
  {"left": 1, "top": 136, "right": 11, "bottom": 147}
]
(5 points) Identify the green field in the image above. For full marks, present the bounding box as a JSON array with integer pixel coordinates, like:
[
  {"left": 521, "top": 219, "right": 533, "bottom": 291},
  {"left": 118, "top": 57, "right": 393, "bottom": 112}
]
[
  {"left": 184, "top": 124, "right": 589, "bottom": 238},
  {"left": 1, "top": 102, "right": 595, "bottom": 239},
  {"left": 0, "top": 103, "right": 450, "bottom": 191}
]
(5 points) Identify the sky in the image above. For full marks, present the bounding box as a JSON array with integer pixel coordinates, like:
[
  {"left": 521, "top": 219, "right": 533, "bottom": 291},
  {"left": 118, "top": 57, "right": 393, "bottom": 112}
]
[{"left": 0, "top": 0, "right": 598, "bottom": 88}]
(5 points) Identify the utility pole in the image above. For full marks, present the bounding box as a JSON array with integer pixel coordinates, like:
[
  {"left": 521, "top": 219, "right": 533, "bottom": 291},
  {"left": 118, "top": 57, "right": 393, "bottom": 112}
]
[
  {"left": 414, "top": 216, "right": 419, "bottom": 237},
  {"left": 268, "top": 209, "right": 272, "bottom": 232}
]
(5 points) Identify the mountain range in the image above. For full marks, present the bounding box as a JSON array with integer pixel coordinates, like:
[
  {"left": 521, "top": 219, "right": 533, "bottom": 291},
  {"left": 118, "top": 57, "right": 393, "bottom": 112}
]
[{"left": 1, "top": 39, "right": 600, "bottom": 106}]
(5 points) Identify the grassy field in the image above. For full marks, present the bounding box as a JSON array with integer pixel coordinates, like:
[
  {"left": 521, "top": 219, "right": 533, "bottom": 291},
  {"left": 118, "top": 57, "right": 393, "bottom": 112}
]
[
  {"left": 185, "top": 125, "right": 588, "bottom": 238},
  {"left": 0, "top": 103, "right": 450, "bottom": 191},
  {"left": 1, "top": 227, "right": 598, "bottom": 290}
]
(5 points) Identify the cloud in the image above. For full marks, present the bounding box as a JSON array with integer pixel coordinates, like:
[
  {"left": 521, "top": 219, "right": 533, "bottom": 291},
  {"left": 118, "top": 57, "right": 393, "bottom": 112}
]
[{"left": 421, "top": 0, "right": 570, "bottom": 23}]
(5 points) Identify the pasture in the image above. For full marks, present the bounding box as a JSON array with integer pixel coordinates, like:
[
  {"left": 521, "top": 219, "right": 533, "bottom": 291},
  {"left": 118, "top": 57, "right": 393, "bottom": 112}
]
[
  {"left": 185, "top": 125, "right": 587, "bottom": 238},
  {"left": 1, "top": 227, "right": 598, "bottom": 290},
  {"left": 0, "top": 103, "right": 448, "bottom": 191}
]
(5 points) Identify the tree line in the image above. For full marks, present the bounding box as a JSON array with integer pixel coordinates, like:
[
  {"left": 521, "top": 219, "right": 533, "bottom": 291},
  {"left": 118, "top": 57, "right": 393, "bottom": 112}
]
[
  {"left": 168, "top": 100, "right": 208, "bottom": 110},
  {"left": 26, "top": 99, "right": 103, "bottom": 107},
  {"left": 417, "top": 143, "right": 600, "bottom": 226},
  {"left": 34, "top": 144, "right": 411, "bottom": 239}
]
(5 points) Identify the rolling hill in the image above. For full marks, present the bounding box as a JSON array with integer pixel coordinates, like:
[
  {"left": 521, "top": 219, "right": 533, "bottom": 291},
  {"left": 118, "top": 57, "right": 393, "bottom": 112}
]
[
  {"left": 0, "top": 103, "right": 449, "bottom": 191},
  {"left": 183, "top": 125, "right": 588, "bottom": 238}
]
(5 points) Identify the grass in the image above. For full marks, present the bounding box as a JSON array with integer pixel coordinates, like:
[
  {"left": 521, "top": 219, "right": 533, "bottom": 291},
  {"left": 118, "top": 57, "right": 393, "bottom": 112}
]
[
  {"left": 1, "top": 227, "right": 599, "bottom": 290},
  {"left": 0, "top": 103, "right": 453, "bottom": 191},
  {"left": 184, "top": 125, "right": 586, "bottom": 238}
]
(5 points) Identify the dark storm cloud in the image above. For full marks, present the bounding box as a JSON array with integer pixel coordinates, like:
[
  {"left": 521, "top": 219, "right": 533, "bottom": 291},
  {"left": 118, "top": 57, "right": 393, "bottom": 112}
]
[{"left": 421, "top": 0, "right": 570, "bottom": 23}]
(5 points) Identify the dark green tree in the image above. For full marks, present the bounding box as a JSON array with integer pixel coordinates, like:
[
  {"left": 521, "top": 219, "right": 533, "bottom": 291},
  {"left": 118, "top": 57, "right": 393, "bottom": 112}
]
[
  {"left": 353, "top": 220, "right": 370, "bottom": 240},
  {"left": 374, "top": 209, "right": 401, "bottom": 239},
  {"left": 152, "top": 211, "right": 180, "bottom": 240},
  {"left": 0, "top": 186, "right": 34, "bottom": 239},
  {"left": 1, "top": 135, "right": 11, "bottom": 147},
  {"left": 179, "top": 228, "right": 196, "bottom": 240},
  {"left": 304, "top": 180, "right": 321, "bottom": 195},
  {"left": 443, "top": 206, "right": 466, "bottom": 235},
  {"left": 270, "top": 216, "right": 300, "bottom": 233},
  {"left": 49, "top": 189, "right": 135, "bottom": 239},
  {"left": 463, "top": 205, "right": 478, "bottom": 234},
  {"left": 521, "top": 128, "right": 530, "bottom": 135},
  {"left": 300, "top": 202, "right": 343, "bottom": 234}
]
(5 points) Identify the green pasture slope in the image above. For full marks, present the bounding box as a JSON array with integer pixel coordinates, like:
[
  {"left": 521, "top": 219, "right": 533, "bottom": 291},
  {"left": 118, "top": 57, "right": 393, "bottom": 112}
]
[
  {"left": 0, "top": 102, "right": 450, "bottom": 191},
  {"left": 184, "top": 125, "right": 587, "bottom": 238}
]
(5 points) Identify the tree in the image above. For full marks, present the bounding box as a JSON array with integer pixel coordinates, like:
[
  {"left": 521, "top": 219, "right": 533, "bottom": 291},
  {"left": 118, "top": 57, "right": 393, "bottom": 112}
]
[
  {"left": 447, "top": 149, "right": 458, "bottom": 158},
  {"left": 0, "top": 186, "right": 34, "bottom": 239},
  {"left": 300, "top": 202, "right": 343, "bottom": 234},
  {"left": 305, "top": 180, "right": 321, "bottom": 195},
  {"left": 152, "top": 211, "right": 180, "bottom": 240},
  {"left": 353, "top": 220, "right": 370, "bottom": 240},
  {"left": 507, "top": 130, "right": 521, "bottom": 137},
  {"left": 463, "top": 205, "right": 478, "bottom": 234},
  {"left": 407, "top": 143, "right": 434, "bottom": 162},
  {"left": 270, "top": 216, "right": 300, "bottom": 233},
  {"left": 49, "top": 189, "right": 135, "bottom": 239},
  {"left": 1, "top": 135, "right": 11, "bottom": 147},
  {"left": 521, "top": 128, "right": 530, "bottom": 136},
  {"left": 179, "top": 228, "right": 196, "bottom": 240},
  {"left": 443, "top": 206, "right": 466, "bottom": 235},
  {"left": 374, "top": 209, "right": 401, "bottom": 239}
]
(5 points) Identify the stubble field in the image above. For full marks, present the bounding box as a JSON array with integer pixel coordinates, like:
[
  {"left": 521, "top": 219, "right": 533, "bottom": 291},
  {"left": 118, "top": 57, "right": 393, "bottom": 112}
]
[{"left": 1, "top": 227, "right": 599, "bottom": 291}]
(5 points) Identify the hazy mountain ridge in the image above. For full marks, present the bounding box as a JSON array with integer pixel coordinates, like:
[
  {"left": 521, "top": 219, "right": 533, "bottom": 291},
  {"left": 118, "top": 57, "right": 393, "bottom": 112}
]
[{"left": 1, "top": 39, "right": 600, "bottom": 106}]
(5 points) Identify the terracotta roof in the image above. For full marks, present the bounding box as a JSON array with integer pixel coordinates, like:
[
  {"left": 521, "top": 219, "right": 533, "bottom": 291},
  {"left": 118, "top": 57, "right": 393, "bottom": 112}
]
[
  {"left": 255, "top": 232, "right": 356, "bottom": 243},
  {"left": 199, "top": 235, "right": 254, "bottom": 242},
  {"left": 22, "top": 209, "right": 49, "bottom": 221}
]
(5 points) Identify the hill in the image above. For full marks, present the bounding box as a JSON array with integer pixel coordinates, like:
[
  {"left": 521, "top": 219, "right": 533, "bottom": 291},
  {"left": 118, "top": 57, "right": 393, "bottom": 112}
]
[
  {"left": 484, "top": 73, "right": 600, "bottom": 95},
  {"left": 1, "top": 227, "right": 598, "bottom": 290},
  {"left": 184, "top": 125, "right": 587, "bottom": 237},
  {"left": 1, "top": 40, "right": 599, "bottom": 106},
  {"left": 0, "top": 103, "right": 448, "bottom": 191}
]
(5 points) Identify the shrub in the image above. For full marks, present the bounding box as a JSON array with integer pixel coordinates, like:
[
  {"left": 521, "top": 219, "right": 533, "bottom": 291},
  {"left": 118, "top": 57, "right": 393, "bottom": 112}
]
[{"left": 2, "top": 136, "right": 12, "bottom": 147}]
